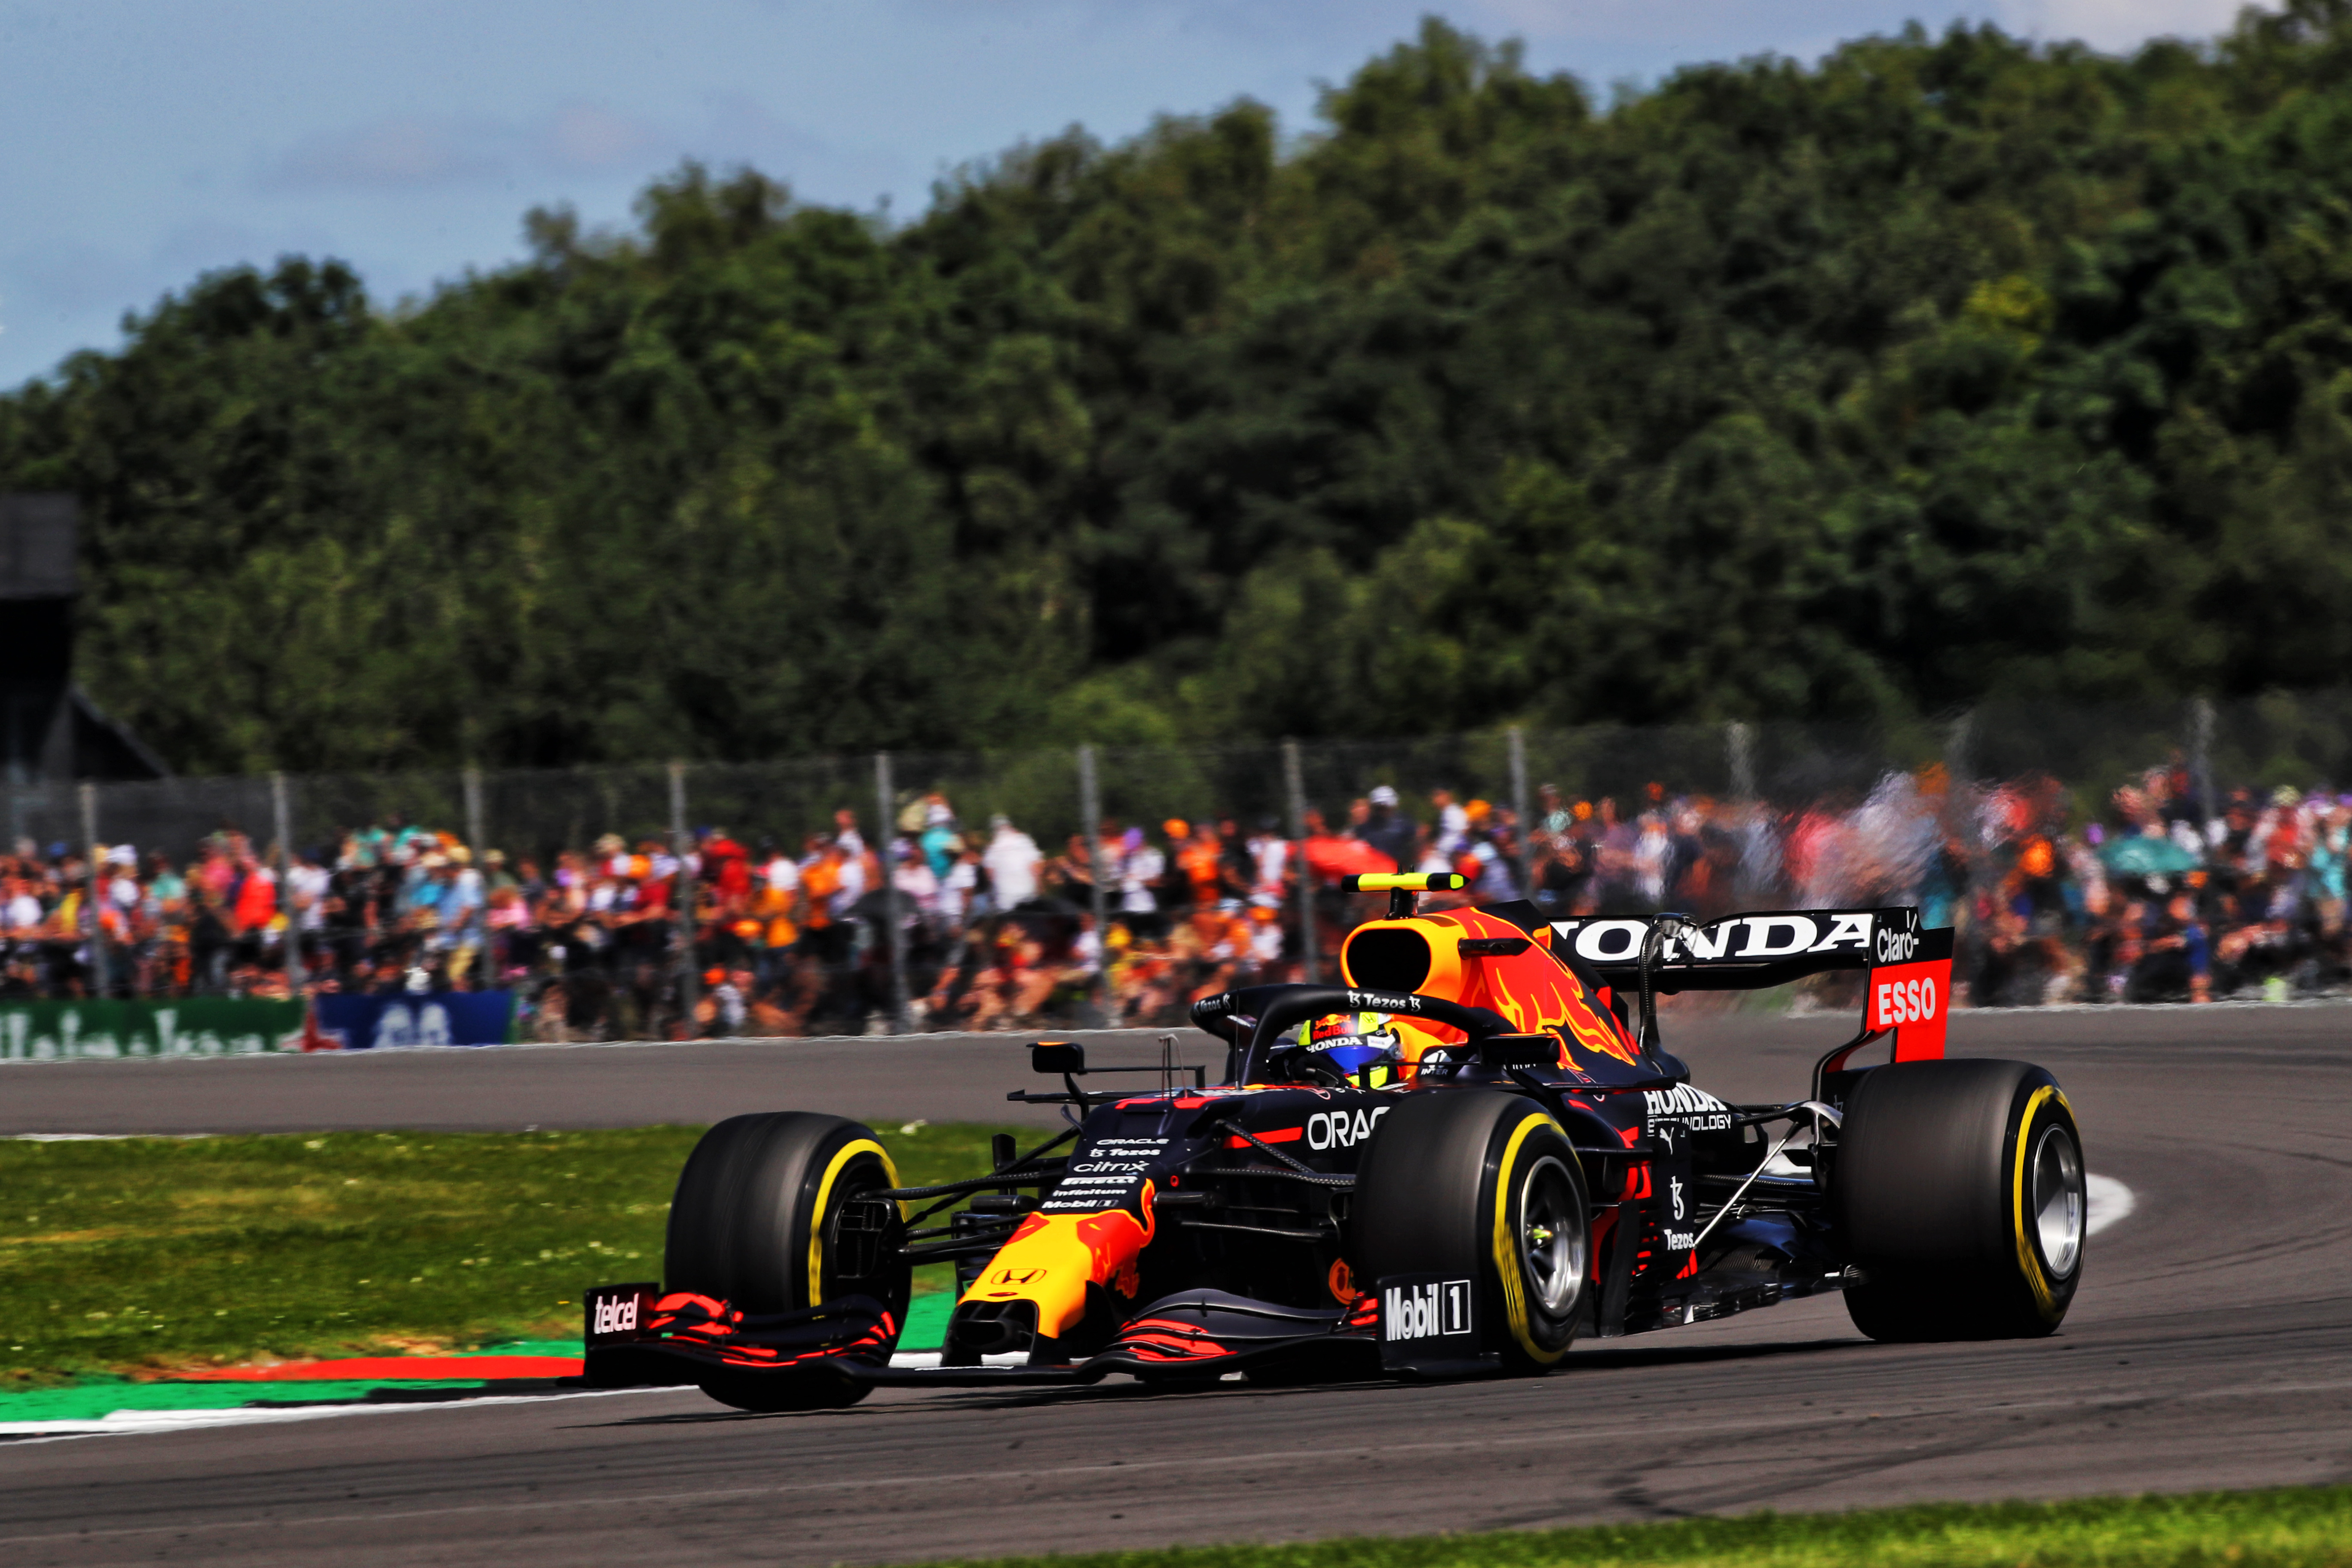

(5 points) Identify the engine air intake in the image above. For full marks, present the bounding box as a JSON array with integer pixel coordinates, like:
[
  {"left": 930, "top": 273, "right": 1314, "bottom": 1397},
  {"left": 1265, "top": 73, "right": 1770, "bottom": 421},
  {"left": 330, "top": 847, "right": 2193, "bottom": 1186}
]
[{"left": 1344, "top": 927, "right": 1433, "bottom": 995}]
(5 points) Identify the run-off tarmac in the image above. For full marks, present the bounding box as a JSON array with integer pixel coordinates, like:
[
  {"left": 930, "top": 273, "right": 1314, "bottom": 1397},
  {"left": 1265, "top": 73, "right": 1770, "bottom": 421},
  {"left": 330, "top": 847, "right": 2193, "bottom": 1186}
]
[{"left": 1, "top": 1005, "right": 2346, "bottom": 1567}]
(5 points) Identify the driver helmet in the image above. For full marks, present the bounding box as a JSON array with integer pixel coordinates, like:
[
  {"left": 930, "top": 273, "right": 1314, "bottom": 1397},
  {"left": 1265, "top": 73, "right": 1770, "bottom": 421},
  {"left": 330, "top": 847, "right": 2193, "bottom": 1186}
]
[{"left": 1303, "top": 1010, "right": 1401, "bottom": 1080}]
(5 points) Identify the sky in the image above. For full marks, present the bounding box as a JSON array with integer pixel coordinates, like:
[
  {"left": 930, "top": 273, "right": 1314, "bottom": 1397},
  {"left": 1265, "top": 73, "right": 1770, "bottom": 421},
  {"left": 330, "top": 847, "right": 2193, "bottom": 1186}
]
[{"left": 0, "top": 0, "right": 2263, "bottom": 389}]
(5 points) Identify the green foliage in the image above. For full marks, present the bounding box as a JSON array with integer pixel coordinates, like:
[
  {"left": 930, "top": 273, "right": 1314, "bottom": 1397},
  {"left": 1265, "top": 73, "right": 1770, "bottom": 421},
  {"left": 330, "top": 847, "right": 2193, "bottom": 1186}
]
[
  {"left": 17, "top": 10, "right": 2352, "bottom": 769},
  {"left": 927, "top": 1489, "right": 2352, "bottom": 1568},
  {"left": 0, "top": 1121, "right": 1018, "bottom": 1378}
]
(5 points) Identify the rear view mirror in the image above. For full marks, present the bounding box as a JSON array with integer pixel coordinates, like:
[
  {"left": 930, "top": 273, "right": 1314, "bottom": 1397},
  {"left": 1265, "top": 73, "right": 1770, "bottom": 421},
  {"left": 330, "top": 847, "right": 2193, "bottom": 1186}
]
[{"left": 1031, "top": 1041, "right": 1086, "bottom": 1075}]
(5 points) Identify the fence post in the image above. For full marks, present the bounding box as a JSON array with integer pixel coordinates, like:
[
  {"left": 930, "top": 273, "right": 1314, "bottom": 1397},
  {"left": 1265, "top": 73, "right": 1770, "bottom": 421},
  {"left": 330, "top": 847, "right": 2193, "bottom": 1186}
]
[
  {"left": 1945, "top": 711, "right": 1980, "bottom": 1002},
  {"left": 1283, "top": 738, "right": 1318, "bottom": 983},
  {"left": 2189, "top": 695, "right": 2216, "bottom": 834},
  {"left": 1727, "top": 721, "right": 1756, "bottom": 803},
  {"left": 273, "top": 770, "right": 305, "bottom": 993},
  {"left": 1508, "top": 726, "right": 1531, "bottom": 896},
  {"left": 79, "top": 781, "right": 106, "bottom": 997},
  {"left": 460, "top": 765, "right": 486, "bottom": 982},
  {"left": 875, "top": 751, "right": 908, "bottom": 1033},
  {"left": 670, "top": 761, "right": 698, "bottom": 1036},
  {"left": 1077, "top": 744, "right": 1112, "bottom": 1018},
  {"left": 463, "top": 766, "right": 485, "bottom": 858}
]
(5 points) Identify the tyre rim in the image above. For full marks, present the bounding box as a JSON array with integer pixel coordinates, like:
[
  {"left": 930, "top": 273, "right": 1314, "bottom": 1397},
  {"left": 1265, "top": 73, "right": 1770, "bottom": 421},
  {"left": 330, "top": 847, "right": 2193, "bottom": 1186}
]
[
  {"left": 1519, "top": 1156, "right": 1586, "bottom": 1316},
  {"left": 2030, "top": 1123, "right": 2085, "bottom": 1279}
]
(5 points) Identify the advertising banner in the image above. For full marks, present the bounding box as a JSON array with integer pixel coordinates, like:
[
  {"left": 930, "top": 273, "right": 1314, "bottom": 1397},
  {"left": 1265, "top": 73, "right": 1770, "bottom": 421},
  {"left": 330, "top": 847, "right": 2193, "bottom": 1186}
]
[
  {"left": 0, "top": 998, "right": 306, "bottom": 1061},
  {"left": 311, "top": 992, "right": 514, "bottom": 1050}
]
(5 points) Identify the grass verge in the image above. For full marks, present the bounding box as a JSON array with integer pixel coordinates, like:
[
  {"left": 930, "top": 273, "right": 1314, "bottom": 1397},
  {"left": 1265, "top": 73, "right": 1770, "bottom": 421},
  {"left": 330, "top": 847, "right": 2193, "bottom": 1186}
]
[
  {"left": 0, "top": 1119, "right": 1031, "bottom": 1382},
  {"left": 922, "top": 1489, "right": 2352, "bottom": 1568}
]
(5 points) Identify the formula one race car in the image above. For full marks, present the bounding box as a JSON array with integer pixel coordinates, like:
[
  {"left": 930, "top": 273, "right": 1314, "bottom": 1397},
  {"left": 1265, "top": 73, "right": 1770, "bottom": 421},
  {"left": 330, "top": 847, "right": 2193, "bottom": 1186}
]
[{"left": 585, "top": 874, "right": 2088, "bottom": 1410}]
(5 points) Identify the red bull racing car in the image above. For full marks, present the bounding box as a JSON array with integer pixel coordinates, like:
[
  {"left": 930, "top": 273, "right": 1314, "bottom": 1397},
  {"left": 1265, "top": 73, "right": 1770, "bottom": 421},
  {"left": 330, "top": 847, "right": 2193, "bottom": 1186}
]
[{"left": 585, "top": 875, "right": 2087, "bottom": 1409}]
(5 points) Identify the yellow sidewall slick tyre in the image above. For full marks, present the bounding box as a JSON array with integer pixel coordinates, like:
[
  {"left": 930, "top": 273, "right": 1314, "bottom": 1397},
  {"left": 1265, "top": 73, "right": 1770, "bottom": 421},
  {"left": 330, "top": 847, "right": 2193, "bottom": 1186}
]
[
  {"left": 665, "top": 1111, "right": 909, "bottom": 1411},
  {"left": 1354, "top": 1090, "right": 1591, "bottom": 1375},
  {"left": 1834, "top": 1059, "right": 2086, "bottom": 1342}
]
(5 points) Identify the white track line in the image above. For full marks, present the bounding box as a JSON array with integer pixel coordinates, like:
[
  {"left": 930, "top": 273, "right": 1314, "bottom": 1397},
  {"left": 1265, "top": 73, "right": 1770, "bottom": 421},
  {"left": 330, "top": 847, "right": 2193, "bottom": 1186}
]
[
  {"left": 0, "top": 1386, "right": 657, "bottom": 1445},
  {"left": 5, "top": 1132, "right": 215, "bottom": 1141}
]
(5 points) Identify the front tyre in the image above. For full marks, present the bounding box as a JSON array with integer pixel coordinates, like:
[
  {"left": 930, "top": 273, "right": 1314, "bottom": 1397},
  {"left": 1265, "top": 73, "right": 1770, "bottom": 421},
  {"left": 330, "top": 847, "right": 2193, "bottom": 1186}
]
[
  {"left": 1353, "top": 1091, "right": 1590, "bottom": 1375},
  {"left": 665, "top": 1112, "right": 910, "bottom": 1411},
  {"left": 1833, "top": 1059, "right": 2086, "bottom": 1341}
]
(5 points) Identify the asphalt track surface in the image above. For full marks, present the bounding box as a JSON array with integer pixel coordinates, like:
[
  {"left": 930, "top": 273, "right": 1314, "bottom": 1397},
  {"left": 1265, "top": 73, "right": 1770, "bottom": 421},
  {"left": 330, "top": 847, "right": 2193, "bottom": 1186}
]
[{"left": 4, "top": 1006, "right": 2351, "bottom": 1567}]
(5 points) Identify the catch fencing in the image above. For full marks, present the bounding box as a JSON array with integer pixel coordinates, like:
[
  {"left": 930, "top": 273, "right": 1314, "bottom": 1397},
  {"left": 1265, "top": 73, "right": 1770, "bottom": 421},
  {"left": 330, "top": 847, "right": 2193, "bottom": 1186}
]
[
  {"left": 8, "top": 690, "right": 2352, "bottom": 1037},
  {"left": 23, "top": 695, "right": 2341, "bottom": 871}
]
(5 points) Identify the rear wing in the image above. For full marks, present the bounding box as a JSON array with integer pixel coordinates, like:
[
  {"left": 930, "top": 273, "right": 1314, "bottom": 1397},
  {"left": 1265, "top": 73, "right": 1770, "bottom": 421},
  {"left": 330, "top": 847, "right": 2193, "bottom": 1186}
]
[{"left": 1549, "top": 906, "right": 1952, "bottom": 1062}]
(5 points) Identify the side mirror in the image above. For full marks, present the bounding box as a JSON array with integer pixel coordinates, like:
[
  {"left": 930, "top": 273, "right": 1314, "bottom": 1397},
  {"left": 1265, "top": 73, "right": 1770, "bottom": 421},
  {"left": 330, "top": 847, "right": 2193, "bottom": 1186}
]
[
  {"left": 1031, "top": 1041, "right": 1086, "bottom": 1075},
  {"left": 1478, "top": 1033, "right": 1558, "bottom": 1067}
]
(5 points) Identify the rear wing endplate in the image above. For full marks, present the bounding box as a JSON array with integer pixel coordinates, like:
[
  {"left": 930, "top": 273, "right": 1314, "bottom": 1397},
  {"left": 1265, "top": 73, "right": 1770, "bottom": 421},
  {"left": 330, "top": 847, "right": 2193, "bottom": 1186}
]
[{"left": 1550, "top": 906, "right": 1953, "bottom": 1061}]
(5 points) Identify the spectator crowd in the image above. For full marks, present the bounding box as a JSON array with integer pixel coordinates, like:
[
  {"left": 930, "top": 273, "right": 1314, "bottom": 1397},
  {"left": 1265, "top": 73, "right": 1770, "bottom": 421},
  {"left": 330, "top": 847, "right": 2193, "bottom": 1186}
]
[{"left": 3, "top": 752, "right": 2347, "bottom": 1033}]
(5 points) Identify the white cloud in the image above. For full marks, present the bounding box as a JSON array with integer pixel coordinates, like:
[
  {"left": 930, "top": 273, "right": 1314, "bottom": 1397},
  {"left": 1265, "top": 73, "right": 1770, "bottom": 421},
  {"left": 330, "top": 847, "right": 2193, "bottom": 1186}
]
[
  {"left": 267, "top": 116, "right": 505, "bottom": 192},
  {"left": 1993, "top": 0, "right": 2261, "bottom": 50},
  {"left": 1295, "top": 0, "right": 2269, "bottom": 58},
  {"left": 539, "top": 101, "right": 663, "bottom": 174},
  {"left": 263, "top": 102, "right": 674, "bottom": 193}
]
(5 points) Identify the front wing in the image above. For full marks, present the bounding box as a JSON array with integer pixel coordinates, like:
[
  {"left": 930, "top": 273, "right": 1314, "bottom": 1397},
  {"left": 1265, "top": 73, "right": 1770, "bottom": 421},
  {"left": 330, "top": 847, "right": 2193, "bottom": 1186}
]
[{"left": 584, "top": 1283, "right": 1378, "bottom": 1388}]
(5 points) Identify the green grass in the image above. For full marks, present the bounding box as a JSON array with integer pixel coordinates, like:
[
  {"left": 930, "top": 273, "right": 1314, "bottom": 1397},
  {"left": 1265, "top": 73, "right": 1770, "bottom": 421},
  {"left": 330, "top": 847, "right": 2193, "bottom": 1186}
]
[
  {"left": 0, "top": 1120, "right": 1030, "bottom": 1383},
  {"left": 920, "top": 1490, "right": 2352, "bottom": 1568}
]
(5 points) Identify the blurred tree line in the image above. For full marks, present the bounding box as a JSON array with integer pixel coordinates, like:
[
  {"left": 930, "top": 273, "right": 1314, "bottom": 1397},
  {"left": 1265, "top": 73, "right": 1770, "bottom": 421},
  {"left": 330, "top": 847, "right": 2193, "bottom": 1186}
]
[{"left": 11, "top": 7, "right": 2352, "bottom": 773}]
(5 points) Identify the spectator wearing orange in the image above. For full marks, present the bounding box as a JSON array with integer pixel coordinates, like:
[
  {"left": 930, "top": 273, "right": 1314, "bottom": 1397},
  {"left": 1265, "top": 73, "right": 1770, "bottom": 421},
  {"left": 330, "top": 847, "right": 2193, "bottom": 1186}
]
[
  {"left": 1176, "top": 821, "right": 1224, "bottom": 913},
  {"left": 799, "top": 836, "right": 843, "bottom": 934}
]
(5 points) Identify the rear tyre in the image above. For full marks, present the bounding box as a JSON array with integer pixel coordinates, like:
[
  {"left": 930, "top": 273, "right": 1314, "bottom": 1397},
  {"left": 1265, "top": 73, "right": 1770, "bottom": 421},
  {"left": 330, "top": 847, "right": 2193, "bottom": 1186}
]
[
  {"left": 665, "top": 1112, "right": 910, "bottom": 1411},
  {"left": 1833, "top": 1059, "right": 2086, "bottom": 1342},
  {"left": 1353, "top": 1091, "right": 1589, "bottom": 1375}
]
